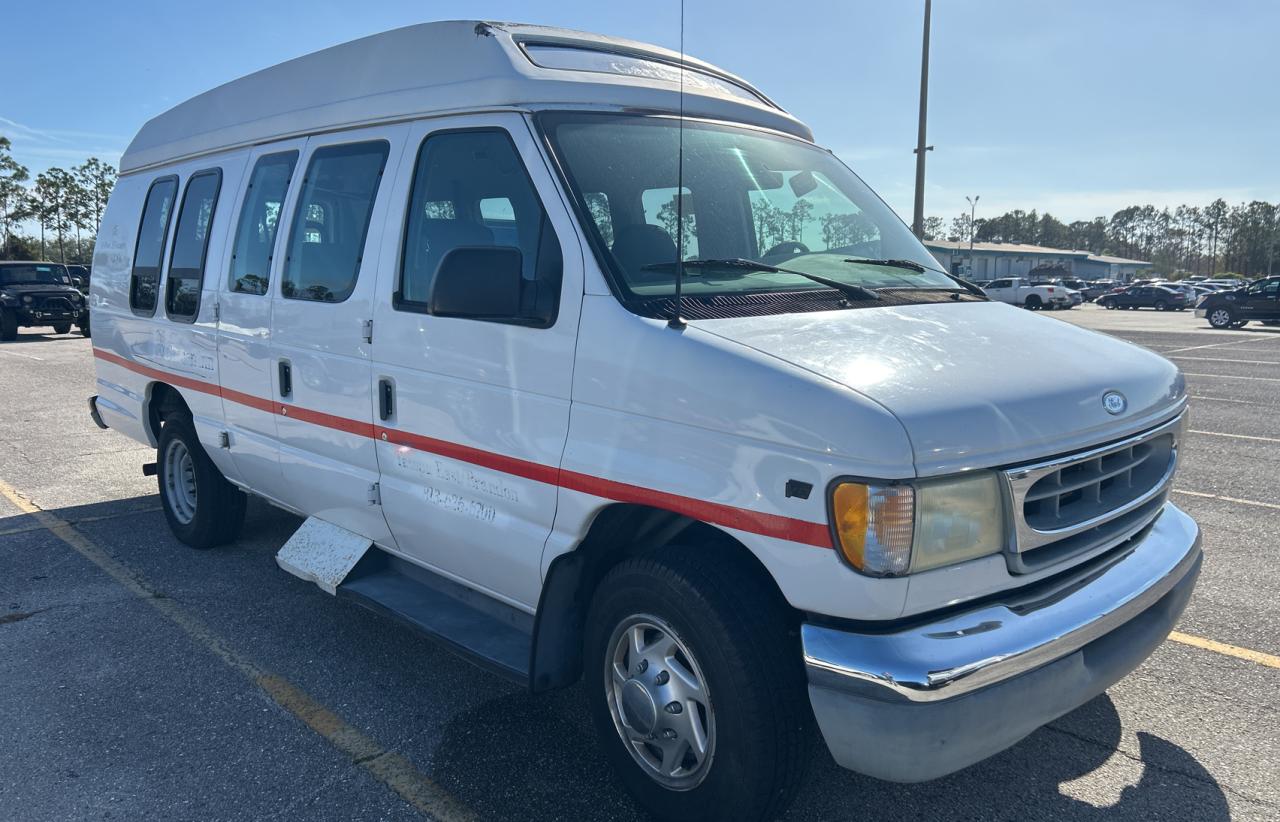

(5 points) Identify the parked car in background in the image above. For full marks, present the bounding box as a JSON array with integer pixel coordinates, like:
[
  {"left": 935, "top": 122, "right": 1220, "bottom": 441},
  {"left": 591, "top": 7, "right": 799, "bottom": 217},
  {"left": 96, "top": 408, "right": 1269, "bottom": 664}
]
[
  {"left": 1153, "top": 281, "right": 1198, "bottom": 303},
  {"left": 1098, "top": 285, "right": 1188, "bottom": 311},
  {"left": 1195, "top": 277, "right": 1280, "bottom": 328},
  {"left": 1033, "top": 279, "right": 1084, "bottom": 307},
  {"left": 66, "top": 264, "right": 91, "bottom": 292},
  {"left": 981, "top": 277, "right": 1072, "bottom": 309},
  {"left": 1203, "top": 278, "right": 1244, "bottom": 290},
  {"left": 0, "top": 261, "right": 90, "bottom": 339},
  {"left": 1080, "top": 280, "right": 1117, "bottom": 301}
]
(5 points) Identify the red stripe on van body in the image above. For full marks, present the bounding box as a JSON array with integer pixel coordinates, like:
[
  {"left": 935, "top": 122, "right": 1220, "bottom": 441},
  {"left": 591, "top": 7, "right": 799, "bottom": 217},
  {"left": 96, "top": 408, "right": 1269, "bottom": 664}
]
[{"left": 93, "top": 347, "right": 833, "bottom": 549}]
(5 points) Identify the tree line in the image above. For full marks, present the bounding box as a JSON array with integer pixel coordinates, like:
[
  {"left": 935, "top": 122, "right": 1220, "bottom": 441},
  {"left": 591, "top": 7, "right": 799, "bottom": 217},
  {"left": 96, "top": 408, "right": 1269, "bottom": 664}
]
[
  {"left": 923, "top": 198, "right": 1279, "bottom": 278},
  {"left": 0, "top": 136, "right": 118, "bottom": 264}
]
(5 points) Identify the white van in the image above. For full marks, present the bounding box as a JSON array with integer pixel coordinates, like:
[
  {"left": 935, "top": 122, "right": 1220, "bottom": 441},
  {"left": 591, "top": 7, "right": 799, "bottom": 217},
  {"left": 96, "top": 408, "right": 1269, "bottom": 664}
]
[{"left": 88, "top": 21, "right": 1201, "bottom": 821}]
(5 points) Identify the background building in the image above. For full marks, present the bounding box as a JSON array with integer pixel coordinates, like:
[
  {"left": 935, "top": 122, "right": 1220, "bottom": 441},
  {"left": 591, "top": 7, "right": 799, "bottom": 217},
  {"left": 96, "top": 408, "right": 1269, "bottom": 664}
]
[{"left": 924, "top": 240, "right": 1152, "bottom": 282}]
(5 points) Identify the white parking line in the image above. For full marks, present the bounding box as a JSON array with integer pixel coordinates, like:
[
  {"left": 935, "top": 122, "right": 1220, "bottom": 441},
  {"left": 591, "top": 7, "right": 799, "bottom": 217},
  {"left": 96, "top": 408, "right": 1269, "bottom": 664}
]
[
  {"left": 1181, "top": 372, "right": 1280, "bottom": 383},
  {"left": 1188, "top": 429, "right": 1280, "bottom": 444},
  {"left": 1189, "top": 394, "right": 1275, "bottom": 406},
  {"left": 1170, "top": 356, "right": 1280, "bottom": 365},
  {"left": 1173, "top": 488, "right": 1280, "bottom": 511},
  {"left": 1160, "top": 337, "right": 1277, "bottom": 355},
  {"left": 0, "top": 348, "right": 43, "bottom": 361}
]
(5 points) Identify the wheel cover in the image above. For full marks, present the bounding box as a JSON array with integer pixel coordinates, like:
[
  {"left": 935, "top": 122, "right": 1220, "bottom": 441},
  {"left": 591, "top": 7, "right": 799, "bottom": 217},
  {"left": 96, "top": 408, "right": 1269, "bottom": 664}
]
[
  {"left": 1210, "top": 309, "right": 1232, "bottom": 326},
  {"left": 605, "top": 614, "right": 716, "bottom": 790},
  {"left": 163, "top": 438, "right": 198, "bottom": 525}
]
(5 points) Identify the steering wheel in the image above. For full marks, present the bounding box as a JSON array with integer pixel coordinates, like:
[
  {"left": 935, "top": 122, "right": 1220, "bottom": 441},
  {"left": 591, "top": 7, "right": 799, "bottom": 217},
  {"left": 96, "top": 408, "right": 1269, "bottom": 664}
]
[{"left": 764, "top": 241, "right": 809, "bottom": 257}]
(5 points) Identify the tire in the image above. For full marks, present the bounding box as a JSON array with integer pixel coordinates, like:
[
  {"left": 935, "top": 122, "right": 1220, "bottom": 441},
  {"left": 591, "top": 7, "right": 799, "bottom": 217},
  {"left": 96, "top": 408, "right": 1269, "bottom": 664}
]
[
  {"left": 1154, "top": 300, "right": 1167, "bottom": 311},
  {"left": 52, "top": 322, "right": 71, "bottom": 334},
  {"left": 1024, "top": 295, "right": 1042, "bottom": 310},
  {"left": 78, "top": 315, "right": 91, "bottom": 337},
  {"left": 584, "top": 544, "right": 811, "bottom": 822},
  {"left": 156, "top": 414, "right": 246, "bottom": 549},
  {"left": 1103, "top": 299, "right": 1116, "bottom": 310},
  {"left": 1207, "top": 307, "right": 1235, "bottom": 329},
  {"left": 0, "top": 309, "right": 16, "bottom": 341}
]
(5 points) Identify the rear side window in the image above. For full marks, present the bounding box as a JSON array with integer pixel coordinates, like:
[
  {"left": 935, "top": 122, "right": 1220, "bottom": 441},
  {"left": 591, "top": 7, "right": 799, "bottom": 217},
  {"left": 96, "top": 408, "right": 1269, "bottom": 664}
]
[
  {"left": 397, "top": 129, "right": 561, "bottom": 325},
  {"left": 229, "top": 152, "right": 297, "bottom": 295},
  {"left": 165, "top": 169, "right": 222, "bottom": 321},
  {"left": 281, "top": 141, "right": 389, "bottom": 303},
  {"left": 130, "top": 176, "right": 178, "bottom": 314}
]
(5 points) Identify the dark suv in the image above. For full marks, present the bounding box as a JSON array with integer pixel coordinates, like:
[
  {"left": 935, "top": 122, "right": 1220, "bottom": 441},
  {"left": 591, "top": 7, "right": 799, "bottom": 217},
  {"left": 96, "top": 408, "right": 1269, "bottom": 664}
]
[
  {"left": 0, "top": 261, "right": 89, "bottom": 340},
  {"left": 1196, "top": 276, "right": 1280, "bottom": 329},
  {"left": 1097, "top": 284, "right": 1187, "bottom": 311}
]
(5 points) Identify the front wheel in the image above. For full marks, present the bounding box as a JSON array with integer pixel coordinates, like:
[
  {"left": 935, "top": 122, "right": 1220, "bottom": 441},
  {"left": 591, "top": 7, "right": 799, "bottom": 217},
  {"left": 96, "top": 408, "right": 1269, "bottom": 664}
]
[
  {"left": 1207, "top": 307, "right": 1235, "bottom": 329},
  {"left": 1103, "top": 299, "right": 1116, "bottom": 310},
  {"left": 1154, "top": 300, "right": 1167, "bottom": 311},
  {"left": 157, "top": 415, "right": 246, "bottom": 549},
  {"left": 52, "top": 322, "right": 72, "bottom": 334},
  {"left": 585, "top": 545, "right": 811, "bottom": 822}
]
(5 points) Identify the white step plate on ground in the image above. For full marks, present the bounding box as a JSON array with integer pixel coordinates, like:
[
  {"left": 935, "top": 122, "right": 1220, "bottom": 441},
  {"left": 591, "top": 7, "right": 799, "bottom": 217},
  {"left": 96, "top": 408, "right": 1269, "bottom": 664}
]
[{"left": 275, "top": 517, "right": 373, "bottom": 595}]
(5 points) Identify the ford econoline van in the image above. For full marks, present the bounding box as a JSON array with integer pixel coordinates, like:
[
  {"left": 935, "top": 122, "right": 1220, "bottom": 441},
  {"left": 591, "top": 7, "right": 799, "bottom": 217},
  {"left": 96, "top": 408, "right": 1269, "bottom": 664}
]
[{"left": 87, "top": 21, "right": 1201, "bottom": 821}]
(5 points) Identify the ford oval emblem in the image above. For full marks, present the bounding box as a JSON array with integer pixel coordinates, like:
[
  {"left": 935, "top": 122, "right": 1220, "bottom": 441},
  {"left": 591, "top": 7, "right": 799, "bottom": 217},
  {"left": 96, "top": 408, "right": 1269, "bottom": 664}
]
[{"left": 1103, "top": 391, "right": 1127, "bottom": 415}]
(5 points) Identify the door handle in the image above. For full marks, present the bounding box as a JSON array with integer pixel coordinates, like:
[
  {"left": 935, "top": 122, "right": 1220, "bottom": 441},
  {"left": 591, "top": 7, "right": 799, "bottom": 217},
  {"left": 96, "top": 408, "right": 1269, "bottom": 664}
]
[
  {"left": 379, "top": 378, "right": 394, "bottom": 421},
  {"left": 278, "top": 361, "right": 292, "bottom": 398}
]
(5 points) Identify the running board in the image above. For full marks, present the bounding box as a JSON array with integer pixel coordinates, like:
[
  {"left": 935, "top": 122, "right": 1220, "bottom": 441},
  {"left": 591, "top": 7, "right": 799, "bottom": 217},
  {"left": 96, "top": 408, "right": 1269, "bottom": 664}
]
[
  {"left": 275, "top": 517, "right": 374, "bottom": 595},
  {"left": 336, "top": 549, "right": 533, "bottom": 686}
]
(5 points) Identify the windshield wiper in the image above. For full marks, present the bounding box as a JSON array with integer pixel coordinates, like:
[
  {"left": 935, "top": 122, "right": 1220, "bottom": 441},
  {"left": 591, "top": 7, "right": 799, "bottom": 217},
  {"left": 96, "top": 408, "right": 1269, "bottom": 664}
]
[
  {"left": 842, "top": 257, "right": 928, "bottom": 274},
  {"left": 641, "top": 258, "right": 880, "bottom": 302},
  {"left": 841, "top": 257, "right": 987, "bottom": 298}
]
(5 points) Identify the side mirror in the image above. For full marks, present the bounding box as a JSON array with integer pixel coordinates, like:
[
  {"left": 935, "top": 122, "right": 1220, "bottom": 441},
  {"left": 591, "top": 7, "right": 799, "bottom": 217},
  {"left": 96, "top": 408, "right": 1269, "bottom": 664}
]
[{"left": 429, "top": 246, "right": 523, "bottom": 320}]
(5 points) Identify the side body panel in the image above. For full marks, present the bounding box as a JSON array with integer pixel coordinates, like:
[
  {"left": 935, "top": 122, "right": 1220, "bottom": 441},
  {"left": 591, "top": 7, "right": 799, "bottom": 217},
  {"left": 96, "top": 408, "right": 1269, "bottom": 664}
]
[
  {"left": 216, "top": 141, "right": 307, "bottom": 496},
  {"left": 369, "top": 113, "right": 584, "bottom": 609},
  {"left": 268, "top": 125, "right": 409, "bottom": 544},
  {"left": 91, "top": 152, "right": 244, "bottom": 485}
]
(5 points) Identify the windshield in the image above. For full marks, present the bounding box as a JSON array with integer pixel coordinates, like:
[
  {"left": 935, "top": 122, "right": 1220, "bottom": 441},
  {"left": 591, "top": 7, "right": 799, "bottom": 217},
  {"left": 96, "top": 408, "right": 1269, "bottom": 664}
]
[
  {"left": 541, "top": 112, "right": 952, "bottom": 308},
  {"left": 0, "top": 264, "right": 71, "bottom": 286}
]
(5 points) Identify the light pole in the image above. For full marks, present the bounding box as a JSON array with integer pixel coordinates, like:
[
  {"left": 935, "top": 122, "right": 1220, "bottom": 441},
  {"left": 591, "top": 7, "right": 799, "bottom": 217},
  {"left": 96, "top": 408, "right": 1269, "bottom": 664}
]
[
  {"left": 911, "top": 0, "right": 933, "bottom": 238},
  {"left": 965, "top": 195, "right": 979, "bottom": 275}
]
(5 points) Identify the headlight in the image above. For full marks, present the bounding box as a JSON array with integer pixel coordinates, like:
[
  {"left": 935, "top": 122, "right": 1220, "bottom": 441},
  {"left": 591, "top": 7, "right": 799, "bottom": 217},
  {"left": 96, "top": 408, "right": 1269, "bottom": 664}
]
[{"left": 831, "top": 472, "right": 1004, "bottom": 576}]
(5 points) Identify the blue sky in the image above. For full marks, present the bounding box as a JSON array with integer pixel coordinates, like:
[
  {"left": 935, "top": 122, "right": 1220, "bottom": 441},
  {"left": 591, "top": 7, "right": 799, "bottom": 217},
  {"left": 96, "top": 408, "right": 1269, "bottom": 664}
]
[{"left": 5, "top": 0, "right": 1277, "bottom": 224}]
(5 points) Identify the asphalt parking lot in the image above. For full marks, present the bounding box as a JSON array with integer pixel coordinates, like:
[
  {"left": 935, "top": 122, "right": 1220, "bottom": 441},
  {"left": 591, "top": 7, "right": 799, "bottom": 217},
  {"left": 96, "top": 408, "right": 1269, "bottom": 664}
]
[{"left": 2, "top": 303, "right": 1278, "bottom": 821}]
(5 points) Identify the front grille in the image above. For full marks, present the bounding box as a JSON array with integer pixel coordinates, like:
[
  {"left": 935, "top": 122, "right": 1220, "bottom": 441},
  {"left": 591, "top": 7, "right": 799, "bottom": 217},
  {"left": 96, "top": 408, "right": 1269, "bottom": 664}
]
[
  {"left": 1003, "top": 415, "right": 1182, "bottom": 573},
  {"left": 36, "top": 296, "right": 74, "bottom": 313}
]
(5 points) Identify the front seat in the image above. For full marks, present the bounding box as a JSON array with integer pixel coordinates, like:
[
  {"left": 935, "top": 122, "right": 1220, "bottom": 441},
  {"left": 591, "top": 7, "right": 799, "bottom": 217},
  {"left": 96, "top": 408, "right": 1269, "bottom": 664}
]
[{"left": 611, "top": 224, "right": 678, "bottom": 285}]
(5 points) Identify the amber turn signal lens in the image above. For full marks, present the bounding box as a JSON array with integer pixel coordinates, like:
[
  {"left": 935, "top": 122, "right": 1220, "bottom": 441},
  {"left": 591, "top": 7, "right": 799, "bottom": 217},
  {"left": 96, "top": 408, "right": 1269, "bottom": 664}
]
[{"left": 831, "top": 482, "right": 914, "bottom": 576}]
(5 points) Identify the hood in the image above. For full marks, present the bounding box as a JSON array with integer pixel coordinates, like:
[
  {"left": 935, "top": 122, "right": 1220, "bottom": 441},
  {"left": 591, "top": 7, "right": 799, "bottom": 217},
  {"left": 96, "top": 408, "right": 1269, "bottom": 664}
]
[
  {"left": 694, "top": 301, "right": 1185, "bottom": 476},
  {"left": 0, "top": 282, "right": 78, "bottom": 295}
]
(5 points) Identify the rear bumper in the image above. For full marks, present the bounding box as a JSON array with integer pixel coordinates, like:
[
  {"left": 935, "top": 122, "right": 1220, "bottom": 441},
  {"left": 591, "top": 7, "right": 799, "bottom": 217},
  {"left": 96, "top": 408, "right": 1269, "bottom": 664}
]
[{"left": 803, "top": 502, "right": 1201, "bottom": 782}]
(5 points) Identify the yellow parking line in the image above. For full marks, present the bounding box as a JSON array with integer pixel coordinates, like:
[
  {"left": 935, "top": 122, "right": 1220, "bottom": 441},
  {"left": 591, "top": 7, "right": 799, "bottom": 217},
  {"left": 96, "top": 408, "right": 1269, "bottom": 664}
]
[
  {"left": 1188, "top": 429, "right": 1280, "bottom": 444},
  {"left": 0, "top": 477, "right": 475, "bottom": 822},
  {"left": 1173, "top": 488, "right": 1280, "bottom": 511},
  {"left": 0, "top": 506, "right": 164, "bottom": 537},
  {"left": 1168, "top": 632, "right": 1280, "bottom": 670}
]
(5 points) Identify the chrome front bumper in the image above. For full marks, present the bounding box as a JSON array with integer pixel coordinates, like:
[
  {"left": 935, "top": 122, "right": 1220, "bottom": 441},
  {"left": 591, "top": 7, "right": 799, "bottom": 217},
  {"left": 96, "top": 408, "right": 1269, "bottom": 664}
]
[{"left": 803, "top": 502, "right": 1201, "bottom": 782}]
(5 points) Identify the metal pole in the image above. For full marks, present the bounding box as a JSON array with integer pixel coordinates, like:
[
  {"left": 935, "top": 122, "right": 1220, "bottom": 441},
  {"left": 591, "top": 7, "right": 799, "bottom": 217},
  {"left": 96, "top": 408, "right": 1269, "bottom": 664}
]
[
  {"left": 911, "top": 0, "right": 932, "bottom": 238},
  {"left": 966, "top": 195, "right": 979, "bottom": 274}
]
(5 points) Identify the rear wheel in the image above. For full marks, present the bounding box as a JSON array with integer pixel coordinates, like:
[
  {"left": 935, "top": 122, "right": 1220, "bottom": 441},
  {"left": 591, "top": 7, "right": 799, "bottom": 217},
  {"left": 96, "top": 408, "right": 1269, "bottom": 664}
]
[
  {"left": 1154, "top": 300, "right": 1167, "bottom": 311},
  {"left": 157, "top": 414, "right": 246, "bottom": 549},
  {"left": 1024, "top": 295, "right": 1042, "bottom": 310},
  {"left": 585, "top": 544, "right": 811, "bottom": 822},
  {"left": 1102, "top": 299, "right": 1116, "bottom": 310},
  {"left": 1207, "top": 307, "right": 1235, "bottom": 329},
  {"left": 0, "top": 309, "right": 16, "bottom": 341},
  {"left": 52, "top": 322, "right": 71, "bottom": 334}
]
